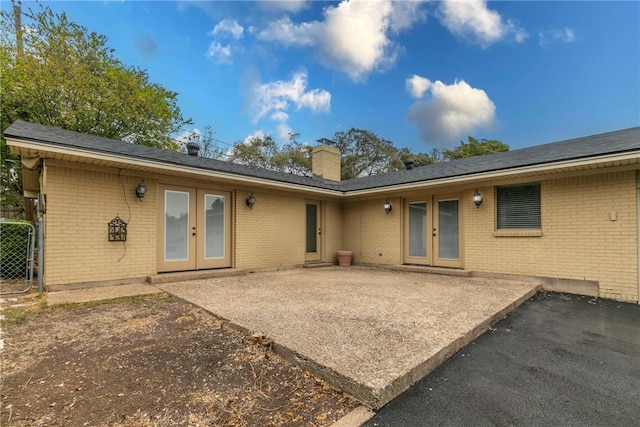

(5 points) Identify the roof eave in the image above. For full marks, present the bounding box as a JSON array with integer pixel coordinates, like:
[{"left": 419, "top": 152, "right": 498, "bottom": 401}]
[
  {"left": 343, "top": 150, "right": 640, "bottom": 197},
  {"left": 7, "top": 136, "right": 639, "bottom": 199},
  {"left": 5, "top": 137, "right": 344, "bottom": 197}
]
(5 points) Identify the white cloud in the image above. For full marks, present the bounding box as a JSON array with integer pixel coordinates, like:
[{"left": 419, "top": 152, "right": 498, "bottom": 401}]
[
  {"left": 243, "top": 129, "right": 266, "bottom": 145},
  {"left": 407, "top": 77, "right": 496, "bottom": 146},
  {"left": 406, "top": 74, "right": 432, "bottom": 99},
  {"left": 210, "top": 19, "right": 244, "bottom": 40},
  {"left": 206, "top": 42, "right": 232, "bottom": 64},
  {"left": 247, "top": 70, "right": 330, "bottom": 143},
  {"left": 270, "top": 111, "right": 293, "bottom": 141},
  {"left": 258, "top": 16, "right": 320, "bottom": 47},
  {"left": 250, "top": 70, "right": 331, "bottom": 123},
  {"left": 437, "top": 0, "right": 527, "bottom": 47},
  {"left": 205, "top": 19, "right": 244, "bottom": 64},
  {"left": 319, "top": 0, "right": 396, "bottom": 81},
  {"left": 259, "top": 0, "right": 308, "bottom": 14},
  {"left": 276, "top": 122, "right": 294, "bottom": 141},
  {"left": 539, "top": 28, "right": 576, "bottom": 45},
  {"left": 271, "top": 111, "right": 290, "bottom": 122},
  {"left": 258, "top": 0, "right": 427, "bottom": 82},
  {"left": 389, "top": 0, "right": 427, "bottom": 33}
]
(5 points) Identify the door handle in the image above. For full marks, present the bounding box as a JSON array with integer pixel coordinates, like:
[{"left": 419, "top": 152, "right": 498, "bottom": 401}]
[
  {"left": 192, "top": 226, "right": 196, "bottom": 236},
  {"left": 432, "top": 228, "right": 437, "bottom": 236}
]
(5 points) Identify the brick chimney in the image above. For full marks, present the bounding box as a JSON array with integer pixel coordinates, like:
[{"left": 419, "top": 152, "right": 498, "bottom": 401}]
[{"left": 312, "top": 138, "right": 341, "bottom": 181}]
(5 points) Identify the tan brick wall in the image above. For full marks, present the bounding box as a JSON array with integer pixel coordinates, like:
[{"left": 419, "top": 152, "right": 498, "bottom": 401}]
[
  {"left": 324, "top": 200, "right": 344, "bottom": 264},
  {"left": 234, "top": 191, "right": 342, "bottom": 268},
  {"left": 311, "top": 145, "right": 341, "bottom": 181},
  {"left": 464, "top": 171, "right": 638, "bottom": 303},
  {"left": 235, "top": 190, "right": 305, "bottom": 268},
  {"left": 43, "top": 164, "right": 157, "bottom": 286},
  {"left": 342, "top": 197, "right": 402, "bottom": 265},
  {"left": 44, "top": 167, "right": 343, "bottom": 285},
  {"left": 41, "top": 162, "right": 639, "bottom": 303}
]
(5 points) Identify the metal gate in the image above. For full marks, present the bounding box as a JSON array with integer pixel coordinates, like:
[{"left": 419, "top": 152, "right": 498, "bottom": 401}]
[{"left": 0, "top": 221, "right": 36, "bottom": 295}]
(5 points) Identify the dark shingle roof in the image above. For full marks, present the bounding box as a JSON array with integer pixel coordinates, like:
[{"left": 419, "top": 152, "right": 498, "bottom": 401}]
[
  {"left": 341, "top": 126, "right": 640, "bottom": 191},
  {"left": 5, "top": 120, "right": 640, "bottom": 193},
  {"left": 3, "top": 120, "right": 342, "bottom": 191}
]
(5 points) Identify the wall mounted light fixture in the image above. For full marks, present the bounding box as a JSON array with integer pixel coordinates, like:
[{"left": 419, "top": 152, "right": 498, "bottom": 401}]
[
  {"left": 246, "top": 193, "right": 256, "bottom": 209},
  {"left": 136, "top": 180, "right": 147, "bottom": 201},
  {"left": 384, "top": 200, "right": 392, "bottom": 214},
  {"left": 473, "top": 189, "right": 483, "bottom": 208}
]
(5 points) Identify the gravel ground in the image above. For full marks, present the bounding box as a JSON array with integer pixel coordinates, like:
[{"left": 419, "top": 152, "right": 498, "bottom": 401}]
[{"left": 0, "top": 293, "right": 358, "bottom": 426}]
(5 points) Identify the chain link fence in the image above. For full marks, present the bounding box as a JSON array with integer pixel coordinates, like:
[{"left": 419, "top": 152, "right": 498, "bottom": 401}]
[{"left": 0, "top": 220, "right": 36, "bottom": 295}]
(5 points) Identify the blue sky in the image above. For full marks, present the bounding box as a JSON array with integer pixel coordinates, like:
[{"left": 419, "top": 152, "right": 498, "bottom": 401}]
[{"left": 15, "top": 1, "right": 640, "bottom": 153}]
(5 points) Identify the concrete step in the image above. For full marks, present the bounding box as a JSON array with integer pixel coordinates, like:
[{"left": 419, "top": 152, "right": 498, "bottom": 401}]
[
  {"left": 147, "top": 268, "right": 250, "bottom": 285},
  {"left": 303, "top": 262, "right": 335, "bottom": 269},
  {"left": 372, "top": 264, "right": 473, "bottom": 277}
]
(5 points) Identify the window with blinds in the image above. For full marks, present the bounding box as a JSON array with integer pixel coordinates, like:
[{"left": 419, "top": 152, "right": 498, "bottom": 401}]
[{"left": 496, "top": 182, "right": 541, "bottom": 229}]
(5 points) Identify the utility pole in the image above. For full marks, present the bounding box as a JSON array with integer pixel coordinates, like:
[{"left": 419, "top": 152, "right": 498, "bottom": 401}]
[{"left": 13, "top": 0, "right": 23, "bottom": 56}]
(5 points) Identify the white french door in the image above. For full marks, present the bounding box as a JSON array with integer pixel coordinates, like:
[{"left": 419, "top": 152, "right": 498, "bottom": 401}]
[
  {"left": 158, "top": 185, "right": 231, "bottom": 272},
  {"left": 403, "top": 195, "right": 462, "bottom": 268}
]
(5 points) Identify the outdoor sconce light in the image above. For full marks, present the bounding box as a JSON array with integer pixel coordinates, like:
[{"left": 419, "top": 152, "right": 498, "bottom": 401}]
[
  {"left": 384, "top": 200, "right": 393, "bottom": 214},
  {"left": 135, "top": 180, "right": 147, "bottom": 201},
  {"left": 473, "top": 189, "right": 483, "bottom": 208},
  {"left": 246, "top": 193, "right": 256, "bottom": 209}
]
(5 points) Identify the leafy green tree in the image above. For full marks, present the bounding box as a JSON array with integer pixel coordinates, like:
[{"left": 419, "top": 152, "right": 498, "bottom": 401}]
[
  {"left": 228, "top": 134, "right": 279, "bottom": 170},
  {"left": 0, "top": 3, "right": 191, "bottom": 218},
  {"left": 272, "top": 133, "right": 312, "bottom": 176},
  {"left": 393, "top": 147, "right": 436, "bottom": 170},
  {"left": 333, "top": 128, "right": 400, "bottom": 180},
  {"left": 228, "top": 132, "right": 312, "bottom": 176},
  {"left": 443, "top": 137, "right": 509, "bottom": 160}
]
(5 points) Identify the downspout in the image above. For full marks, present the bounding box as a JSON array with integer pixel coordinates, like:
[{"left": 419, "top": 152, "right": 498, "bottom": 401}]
[
  {"left": 37, "top": 205, "right": 44, "bottom": 294},
  {"left": 38, "top": 159, "right": 46, "bottom": 293}
]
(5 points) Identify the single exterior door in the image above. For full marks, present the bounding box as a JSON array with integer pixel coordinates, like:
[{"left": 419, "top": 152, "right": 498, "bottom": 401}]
[
  {"left": 305, "top": 201, "right": 322, "bottom": 262},
  {"left": 158, "top": 185, "right": 231, "bottom": 272},
  {"left": 403, "top": 195, "right": 462, "bottom": 268}
]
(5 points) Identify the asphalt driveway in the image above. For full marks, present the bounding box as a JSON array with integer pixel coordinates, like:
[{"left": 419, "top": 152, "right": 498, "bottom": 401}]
[
  {"left": 157, "top": 267, "right": 538, "bottom": 408},
  {"left": 365, "top": 292, "right": 640, "bottom": 426}
]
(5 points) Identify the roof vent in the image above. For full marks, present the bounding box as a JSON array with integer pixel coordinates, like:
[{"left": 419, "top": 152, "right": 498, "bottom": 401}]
[
  {"left": 186, "top": 142, "right": 200, "bottom": 157},
  {"left": 404, "top": 159, "right": 415, "bottom": 170}
]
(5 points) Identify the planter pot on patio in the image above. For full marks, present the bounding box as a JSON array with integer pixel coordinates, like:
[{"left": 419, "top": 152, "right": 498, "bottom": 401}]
[{"left": 337, "top": 250, "right": 353, "bottom": 267}]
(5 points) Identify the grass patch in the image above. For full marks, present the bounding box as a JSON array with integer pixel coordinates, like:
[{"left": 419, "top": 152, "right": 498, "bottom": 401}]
[
  {"left": 1, "top": 296, "right": 47, "bottom": 325},
  {"left": 1, "top": 292, "right": 170, "bottom": 326},
  {"left": 51, "top": 292, "right": 167, "bottom": 309}
]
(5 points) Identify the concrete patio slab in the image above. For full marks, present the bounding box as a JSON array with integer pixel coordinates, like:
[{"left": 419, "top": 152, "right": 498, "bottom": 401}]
[{"left": 157, "top": 266, "right": 539, "bottom": 408}]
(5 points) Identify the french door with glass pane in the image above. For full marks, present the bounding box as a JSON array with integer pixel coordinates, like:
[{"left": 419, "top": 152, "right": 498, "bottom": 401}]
[
  {"left": 158, "top": 185, "right": 231, "bottom": 272},
  {"left": 403, "top": 195, "right": 462, "bottom": 268}
]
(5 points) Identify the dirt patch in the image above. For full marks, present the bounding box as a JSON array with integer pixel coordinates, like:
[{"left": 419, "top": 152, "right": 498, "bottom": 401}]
[{"left": 0, "top": 293, "right": 358, "bottom": 426}]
